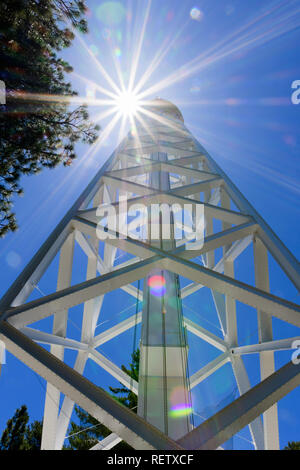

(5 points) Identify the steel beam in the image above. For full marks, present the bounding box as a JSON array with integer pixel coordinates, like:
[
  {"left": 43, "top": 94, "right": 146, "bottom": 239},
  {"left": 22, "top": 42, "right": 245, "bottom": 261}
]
[
  {"left": 90, "top": 433, "right": 121, "bottom": 450},
  {"left": 253, "top": 236, "right": 279, "bottom": 449},
  {"left": 41, "top": 232, "right": 74, "bottom": 450},
  {"left": 191, "top": 137, "right": 300, "bottom": 292},
  {"left": 88, "top": 348, "right": 138, "bottom": 394},
  {"left": 232, "top": 337, "right": 300, "bottom": 355},
  {"left": 0, "top": 321, "right": 182, "bottom": 450},
  {"left": 189, "top": 353, "right": 230, "bottom": 389},
  {"left": 178, "top": 359, "right": 300, "bottom": 450},
  {"left": 5, "top": 257, "right": 160, "bottom": 328}
]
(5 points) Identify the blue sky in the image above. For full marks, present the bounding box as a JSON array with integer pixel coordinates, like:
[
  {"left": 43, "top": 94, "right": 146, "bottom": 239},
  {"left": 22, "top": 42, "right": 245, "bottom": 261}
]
[{"left": 0, "top": 0, "right": 300, "bottom": 449}]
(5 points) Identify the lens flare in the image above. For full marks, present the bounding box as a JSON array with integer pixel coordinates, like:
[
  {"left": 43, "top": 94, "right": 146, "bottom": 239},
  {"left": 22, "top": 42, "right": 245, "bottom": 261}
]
[
  {"left": 169, "top": 404, "right": 193, "bottom": 418},
  {"left": 147, "top": 274, "right": 166, "bottom": 297},
  {"left": 190, "top": 7, "right": 203, "bottom": 21},
  {"left": 89, "top": 44, "right": 99, "bottom": 56},
  {"left": 114, "top": 47, "right": 122, "bottom": 57},
  {"left": 169, "top": 386, "right": 193, "bottom": 418},
  {"left": 96, "top": 2, "right": 126, "bottom": 26},
  {"left": 190, "top": 85, "right": 201, "bottom": 94},
  {"left": 6, "top": 251, "right": 21, "bottom": 268},
  {"left": 113, "top": 91, "right": 140, "bottom": 118}
]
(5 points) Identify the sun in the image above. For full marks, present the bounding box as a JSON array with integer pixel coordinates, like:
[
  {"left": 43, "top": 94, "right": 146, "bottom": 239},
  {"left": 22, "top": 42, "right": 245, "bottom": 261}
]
[{"left": 113, "top": 90, "right": 141, "bottom": 118}]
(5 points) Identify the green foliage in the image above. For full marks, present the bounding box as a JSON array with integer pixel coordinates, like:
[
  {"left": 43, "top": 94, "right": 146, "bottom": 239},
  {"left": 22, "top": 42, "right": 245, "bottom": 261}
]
[
  {"left": 109, "top": 348, "right": 139, "bottom": 412},
  {"left": 0, "top": 405, "right": 29, "bottom": 450},
  {"left": 65, "top": 406, "right": 132, "bottom": 450},
  {"left": 65, "top": 349, "right": 140, "bottom": 450},
  {"left": 0, "top": 0, "right": 99, "bottom": 236},
  {"left": 65, "top": 405, "right": 111, "bottom": 450},
  {"left": 0, "top": 405, "right": 42, "bottom": 450},
  {"left": 24, "top": 420, "right": 43, "bottom": 450},
  {"left": 283, "top": 441, "right": 300, "bottom": 450},
  {"left": 0, "top": 351, "right": 140, "bottom": 450}
]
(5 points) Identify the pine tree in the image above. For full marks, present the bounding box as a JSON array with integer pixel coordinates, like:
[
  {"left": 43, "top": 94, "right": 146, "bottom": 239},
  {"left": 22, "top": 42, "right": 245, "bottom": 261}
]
[
  {"left": 0, "top": 0, "right": 99, "bottom": 236},
  {"left": 65, "top": 406, "right": 132, "bottom": 450},
  {"left": 0, "top": 351, "right": 139, "bottom": 450},
  {"left": 0, "top": 405, "right": 29, "bottom": 450},
  {"left": 65, "top": 349, "right": 140, "bottom": 450},
  {"left": 24, "top": 420, "right": 43, "bottom": 450},
  {"left": 283, "top": 441, "right": 300, "bottom": 450},
  {"left": 109, "top": 348, "right": 139, "bottom": 412},
  {"left": 0, "top": 405, "right": 45, "bottom": 450}
]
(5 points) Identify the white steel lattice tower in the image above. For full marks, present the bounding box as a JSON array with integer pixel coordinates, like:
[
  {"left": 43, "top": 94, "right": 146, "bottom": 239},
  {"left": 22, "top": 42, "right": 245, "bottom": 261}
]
[{"left": 0, "top": 99, "right": 300, "bottom": 450}]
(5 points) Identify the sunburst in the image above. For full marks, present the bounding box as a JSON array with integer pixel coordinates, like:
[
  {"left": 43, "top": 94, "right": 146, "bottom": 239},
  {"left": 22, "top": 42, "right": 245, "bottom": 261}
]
[
  {"left": 9, "top": 0, "right": 300, "bottom": 161},
  {"left": 112, "top": 90, "right": 142, "bottom": 119}
]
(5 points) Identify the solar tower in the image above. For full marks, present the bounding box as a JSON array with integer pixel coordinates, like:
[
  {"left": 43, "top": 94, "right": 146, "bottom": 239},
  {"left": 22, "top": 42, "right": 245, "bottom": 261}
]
[{"left": 0, "top": 99, "right": 299, "bottom": 450}]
